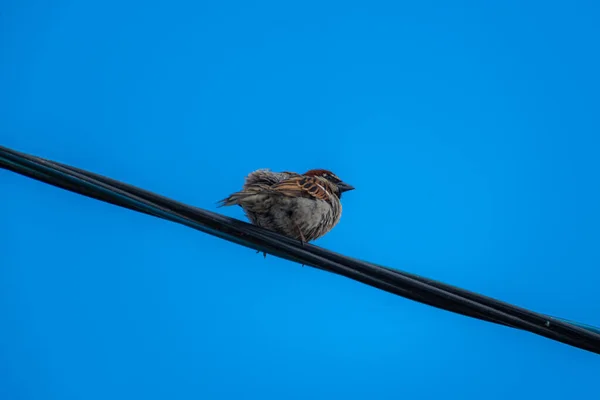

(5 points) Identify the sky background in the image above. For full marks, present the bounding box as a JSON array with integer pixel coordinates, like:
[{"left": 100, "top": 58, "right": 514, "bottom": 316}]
[{"left": 1, "top": 0, "right": 600, "bottom": 399}]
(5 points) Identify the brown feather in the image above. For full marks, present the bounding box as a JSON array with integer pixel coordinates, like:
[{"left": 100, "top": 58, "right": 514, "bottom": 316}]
[
  {"left": 303, "top": 169, "right": 336, "bottom": 177},
  {"left": 271, "top": 176, "right": 331, "bottom": 202}
]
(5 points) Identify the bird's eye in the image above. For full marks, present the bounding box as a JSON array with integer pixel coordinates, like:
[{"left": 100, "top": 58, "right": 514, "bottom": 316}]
[{"left": 324, "top": 174, "right": 341, "bottom": 183}]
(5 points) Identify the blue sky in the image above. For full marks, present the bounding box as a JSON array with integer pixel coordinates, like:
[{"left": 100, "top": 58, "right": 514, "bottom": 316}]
[{"left": 1, "top": 1, "right": 600, "bottom": 399}]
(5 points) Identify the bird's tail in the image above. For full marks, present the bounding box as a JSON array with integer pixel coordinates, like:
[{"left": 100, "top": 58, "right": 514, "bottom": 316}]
[
  {"left": 217, "top": 183, "right": 272, "bottom": 208},
  {"left": 217, "top": 191, "right": 257, "bottom": 207}
]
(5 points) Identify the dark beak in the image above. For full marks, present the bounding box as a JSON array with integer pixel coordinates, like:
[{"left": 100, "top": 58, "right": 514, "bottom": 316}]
[{"left": 337, "top": 182, "right": 355, "bottom": 193}]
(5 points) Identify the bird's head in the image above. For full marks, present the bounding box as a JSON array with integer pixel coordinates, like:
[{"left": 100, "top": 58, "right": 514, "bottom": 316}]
[{"left": 303, "top": 169, "right": 355, "bottom": 199}]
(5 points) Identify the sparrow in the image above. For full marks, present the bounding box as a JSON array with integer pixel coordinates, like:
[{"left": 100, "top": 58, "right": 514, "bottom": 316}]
[{"left": 217, "top": 168, "right": 355, "bottom": 249}]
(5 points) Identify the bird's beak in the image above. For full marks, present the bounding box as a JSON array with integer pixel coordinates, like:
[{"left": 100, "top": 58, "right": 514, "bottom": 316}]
[{"left": 337, "top": 182, "right": 355, "bottom": 193}]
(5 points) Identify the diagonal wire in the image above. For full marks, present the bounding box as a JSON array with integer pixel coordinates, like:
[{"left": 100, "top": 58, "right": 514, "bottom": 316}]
[{"left": 1, "top": 144, "right": 599, "bottom": 355}]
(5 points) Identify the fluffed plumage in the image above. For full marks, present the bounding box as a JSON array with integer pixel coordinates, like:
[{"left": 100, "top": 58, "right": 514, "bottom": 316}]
[{"left": 218, "top": 168, "right": 354, "bottom": 244}]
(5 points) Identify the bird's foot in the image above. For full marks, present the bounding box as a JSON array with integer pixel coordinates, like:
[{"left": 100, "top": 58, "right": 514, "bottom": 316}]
[
  {"left": 294, "top": 224, "right": 307, "bottom": 247},
  {"left": 255, "top": 250, "right": 267, "bottom": 258}
]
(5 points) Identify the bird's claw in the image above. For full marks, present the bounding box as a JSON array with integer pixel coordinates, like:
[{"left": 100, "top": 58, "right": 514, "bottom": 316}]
[
  {"left": 294, "top": 224, "right": 307, "bottom": 247},
  {"left": 255, "top": 250, "right": 267, "bottom": 258}
]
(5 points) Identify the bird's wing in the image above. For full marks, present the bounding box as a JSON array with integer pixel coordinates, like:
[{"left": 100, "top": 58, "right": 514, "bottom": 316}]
[
  {"left": 270, "top": 176, "right": 331, "bottom": 201},
  {"left": 244, "top": 169, "right": 300, "bottom": 187}
]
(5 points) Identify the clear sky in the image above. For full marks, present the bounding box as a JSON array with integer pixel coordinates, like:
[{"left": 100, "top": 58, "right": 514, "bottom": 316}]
[{"left": 1, "top": 0, "right": 599, "bottom": 399}]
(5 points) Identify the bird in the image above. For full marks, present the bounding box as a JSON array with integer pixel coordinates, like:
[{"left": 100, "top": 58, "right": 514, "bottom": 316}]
[{"left": 217, "top": 168, "right": 355, "bottom": 253}]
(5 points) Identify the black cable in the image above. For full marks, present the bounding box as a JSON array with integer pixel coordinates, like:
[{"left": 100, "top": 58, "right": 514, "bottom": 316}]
[{"left": 2, "top": 144, "right": 599, "bottom": 355}]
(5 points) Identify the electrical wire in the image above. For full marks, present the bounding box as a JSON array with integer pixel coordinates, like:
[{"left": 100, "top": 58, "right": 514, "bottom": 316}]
[{"left": 1, "top": 144, "right": 599, "bottom": 355}]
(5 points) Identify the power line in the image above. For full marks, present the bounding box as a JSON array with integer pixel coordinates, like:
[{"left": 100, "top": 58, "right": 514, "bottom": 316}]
[{"left": 2, "top": 144, "right": 599, "bottom": 355}]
